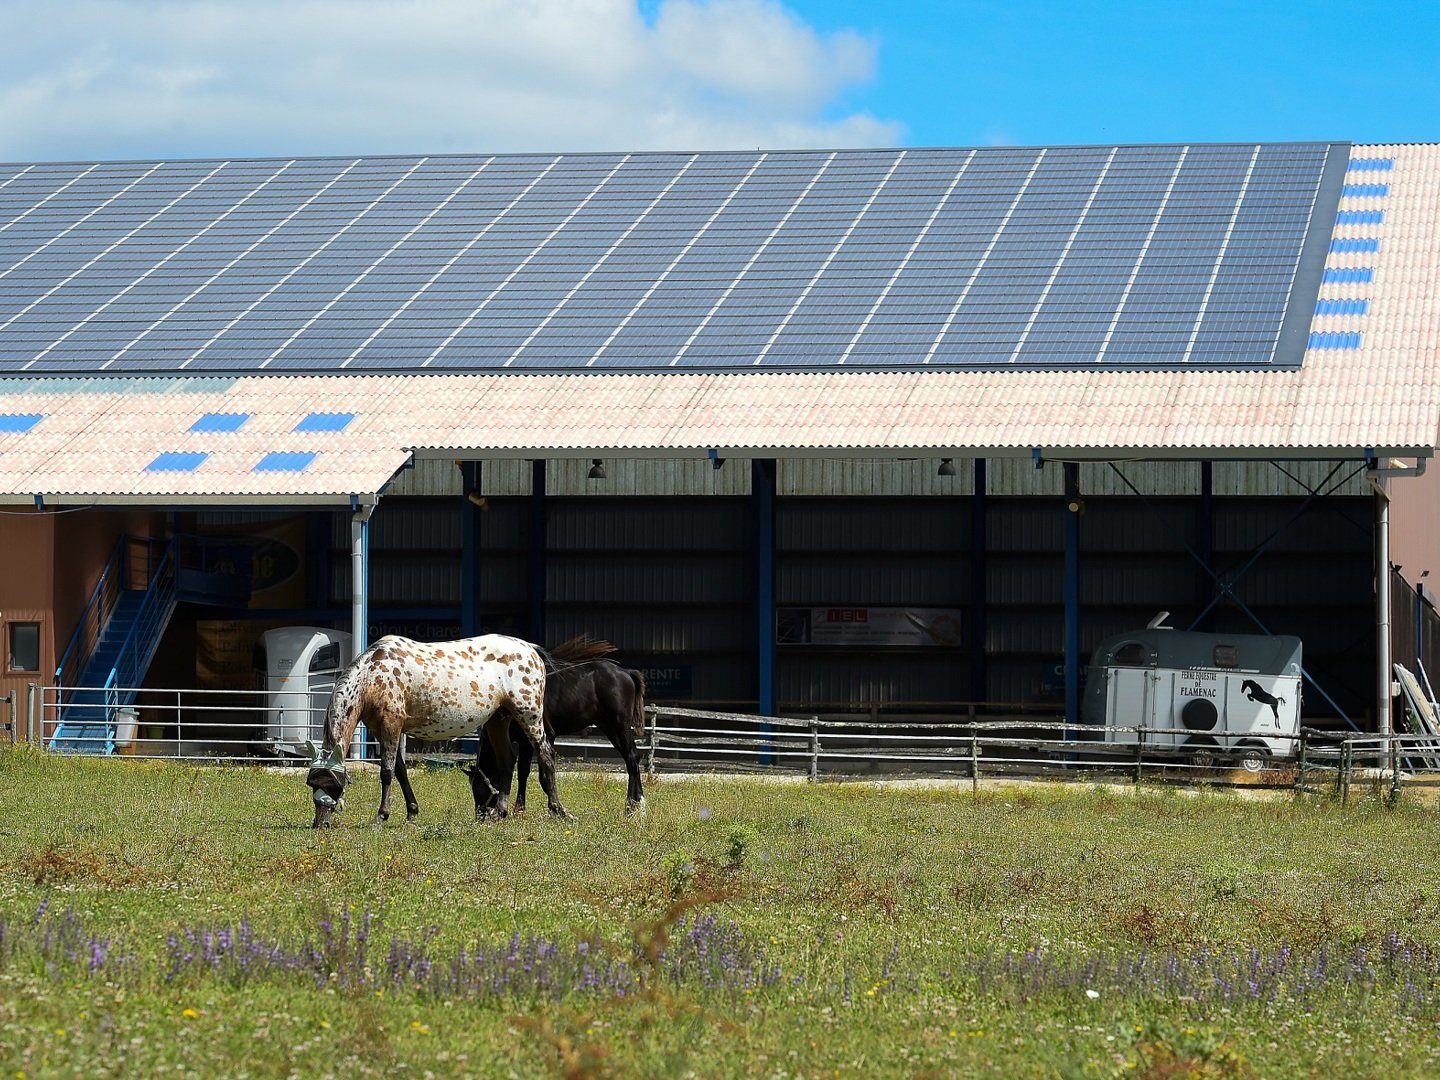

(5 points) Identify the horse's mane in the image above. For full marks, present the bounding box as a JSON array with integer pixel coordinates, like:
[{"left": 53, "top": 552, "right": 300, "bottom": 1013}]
[{"left": 546, "top": 634, "right": 619, "bottom": 668}]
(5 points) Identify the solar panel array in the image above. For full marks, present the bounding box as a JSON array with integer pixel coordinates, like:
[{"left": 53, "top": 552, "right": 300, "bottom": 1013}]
[{"left": 0, "top": 143, "right": 1348, "bottom": 376}]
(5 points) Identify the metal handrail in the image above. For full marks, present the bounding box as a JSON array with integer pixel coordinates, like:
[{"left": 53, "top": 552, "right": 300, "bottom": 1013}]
[
  {"left": 54, "top": 533, "right": 129, "bottom": 688},
  {"left": 102, "top": 538, "right": 177, "bottom": 711}
]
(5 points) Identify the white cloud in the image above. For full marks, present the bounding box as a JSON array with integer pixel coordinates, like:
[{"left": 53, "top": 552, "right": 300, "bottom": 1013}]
[{"left": 0, "top": 0, "right": 903, "bottom": 161}]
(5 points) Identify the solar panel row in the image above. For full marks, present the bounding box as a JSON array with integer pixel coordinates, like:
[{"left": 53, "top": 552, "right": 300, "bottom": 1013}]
[{"left": 0, "top": 143, "right": 1348, "bottom": 375}]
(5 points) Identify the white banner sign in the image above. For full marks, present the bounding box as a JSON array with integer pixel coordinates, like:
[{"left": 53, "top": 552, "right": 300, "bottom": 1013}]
[{"left": 777, "top": 607, "right": 962, "bottom": 647}]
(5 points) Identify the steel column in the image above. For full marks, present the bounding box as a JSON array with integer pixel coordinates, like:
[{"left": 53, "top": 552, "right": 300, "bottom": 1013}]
[
  {"left": 460, "top": 462, "right": 480, "bottom": 637},
  {"left": 1373, "top": 473, "right": 1393, "bottom": 738},
  {"left": 971, "top": 457, "right": 988, "bottom": 704},
  {"left": 530, "top": 459, "right": 547, "bottom": 644},
  {"left": 1064, "top": 462, "right": 1081, "bottom": 727},
  {"left": 753, "top": 459, "right": 777, "bottom": 761}
]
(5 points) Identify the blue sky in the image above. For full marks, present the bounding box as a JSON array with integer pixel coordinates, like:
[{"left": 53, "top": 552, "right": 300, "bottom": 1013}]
[
  {"left": 1, "top": 0, "right": 1437, "bottom": 161},
  {"left": 782, "top": 0, "right": 1440, "bottom": 147}
]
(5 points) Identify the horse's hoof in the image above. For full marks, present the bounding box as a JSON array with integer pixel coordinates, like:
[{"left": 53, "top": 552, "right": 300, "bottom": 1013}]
[{"left": 625, "top": 798, "right": 647, "bottom": 818}]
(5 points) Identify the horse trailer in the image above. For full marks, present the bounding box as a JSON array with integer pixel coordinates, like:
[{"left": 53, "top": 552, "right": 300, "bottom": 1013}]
[
  {"left": 1081, "top": 622, "right": 1303, "bottom": 771},
  {"left": 253, "top": 626, "right": 351, "bottom": 757}
]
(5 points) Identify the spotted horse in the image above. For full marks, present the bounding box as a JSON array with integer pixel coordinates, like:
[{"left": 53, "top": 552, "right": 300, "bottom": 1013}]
[{"left": 305, "top": 634, "right": 568, "bottom": 827}]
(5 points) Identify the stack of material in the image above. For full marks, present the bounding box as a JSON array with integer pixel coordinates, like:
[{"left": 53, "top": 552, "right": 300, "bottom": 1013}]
[{"left": 1392, "top": 663, "right": 1440, "bottom": 771}]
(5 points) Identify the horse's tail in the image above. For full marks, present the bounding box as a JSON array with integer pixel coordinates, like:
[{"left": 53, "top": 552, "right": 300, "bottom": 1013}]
[{"left": 626, "top": 668, "right": 648, "bottom": 741}]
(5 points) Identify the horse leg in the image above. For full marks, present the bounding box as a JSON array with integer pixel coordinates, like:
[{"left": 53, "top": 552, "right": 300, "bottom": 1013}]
[
  {"left": 515, "top": 707, "right": 569, "bottom": 819},
  {"left": 482, "top": 717, "right": 513, "bottom": 819},
  {"left": 618, "top": 726, "right": 645, "bottom": 816},
  {"left": 375, "top": 736, "right": 399, "bottom": 826},
  {"left": 514, "top": 722, "right": 532, "bottom": 814},
  {"left": 393, "top": 737, "right": 420, "bottom": 824},
  {"left": 466, "top": 739, "right": 505, "bottom": 819}
]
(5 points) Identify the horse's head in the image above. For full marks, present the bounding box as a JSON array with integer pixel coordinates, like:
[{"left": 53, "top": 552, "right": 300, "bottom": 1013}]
[{"left": 304, "top": 741, "right": 348, "bottom": 828}]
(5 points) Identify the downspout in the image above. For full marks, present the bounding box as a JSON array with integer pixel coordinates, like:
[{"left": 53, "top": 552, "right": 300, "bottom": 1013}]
[
  {"left": 1368, "top": 456, "right": 1427, "bottom": 742},
  {"left": 351, "top": 498, "right": 375, "bottom": 759}
]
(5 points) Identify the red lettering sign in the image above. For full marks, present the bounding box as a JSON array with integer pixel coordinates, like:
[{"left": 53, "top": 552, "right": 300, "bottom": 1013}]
[{"left": 825, "top": 608, "right": 868, "bottom": 623}]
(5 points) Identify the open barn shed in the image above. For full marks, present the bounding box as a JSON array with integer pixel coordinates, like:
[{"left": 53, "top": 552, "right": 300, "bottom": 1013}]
[{"left": 3, "top": 140, "right": 1440, "bottom": 751}]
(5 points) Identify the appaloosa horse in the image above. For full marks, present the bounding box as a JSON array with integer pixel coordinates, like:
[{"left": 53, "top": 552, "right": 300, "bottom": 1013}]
[
  {"left": 464, "top": 635, "right": 648, "bottom": 816},
  {"left": 305, "top": 633, "right": 568, "bottom": 827}
]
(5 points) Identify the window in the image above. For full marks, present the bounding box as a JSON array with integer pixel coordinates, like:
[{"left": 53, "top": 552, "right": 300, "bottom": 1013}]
[
  {"left": 1112, "top": 642, "right": 1146, "bottom": 666},
  {"left": 7, "top": 622, "right": 40, "bottom": 672},
  {"left": 1213, "top": 645, "right": 1240, "bottom": 669}
]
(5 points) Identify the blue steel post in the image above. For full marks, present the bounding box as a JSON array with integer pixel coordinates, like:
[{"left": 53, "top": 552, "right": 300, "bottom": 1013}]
[
  {"left": 1064, "top": 462, "right": 1081, "bottom": 729},
  {"left": 971, "top": 458, "right": 988, "bottom": 706},
  {"left": 1197, "top": 461, "right": 1214, "bottom": 632},
  {"left": 530, "top": 459, "right": 547, "bottom": 644},
  {"left": 753, "top": 458, "right": 777, "bottom": 762},
  {"left": 460, "top": 462, "right": 479, "bottom": 637}
]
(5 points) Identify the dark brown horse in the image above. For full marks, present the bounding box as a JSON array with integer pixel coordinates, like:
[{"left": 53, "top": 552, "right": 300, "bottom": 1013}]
[{"left": 463, "top": 636, "right": 647, "bottom": 816}]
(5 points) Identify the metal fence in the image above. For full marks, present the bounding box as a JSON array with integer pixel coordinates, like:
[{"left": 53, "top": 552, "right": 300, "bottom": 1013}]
[{"left": 16, "top": 682, "right": 1440, "bottom": 804}]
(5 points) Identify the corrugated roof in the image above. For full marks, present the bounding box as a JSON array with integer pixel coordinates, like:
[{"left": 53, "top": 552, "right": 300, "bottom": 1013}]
[{"left": 0, "top": 141, "right": 1436, "bottom": 504}]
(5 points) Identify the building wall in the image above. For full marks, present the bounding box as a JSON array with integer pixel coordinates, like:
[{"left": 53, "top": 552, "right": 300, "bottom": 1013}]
[
  {"left": 0, "top": 510, "right": 55, "bottom": 732},
  {"left": 1388, "top": 467, "right": 1440, "bottom": 593}
]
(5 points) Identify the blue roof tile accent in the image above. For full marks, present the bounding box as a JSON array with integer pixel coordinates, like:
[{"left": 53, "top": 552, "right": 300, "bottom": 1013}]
[
  {"left": 0, "top": 413, "right": 44, "bottom": 433},
  {"left": 1323, "top": 267, "right": 1374, "bottom": 284},
  {"left": 1329, "top": 237, "right": 1380, "bottom": 254},
  {"left": 145, "top": 451, "right": 209, "bottom": 472},
  {"left": 189, "top": 412, "right": 251, "bottom": 433},
  {"left": 253, "top": 451, "right": 317, "bottom": 472},
  {"left": 1335, "top": 209, "right": 1384, "bottom": 225},
  {"left": 1342, "top": 183, "right": 1390, "bottom": 198},
  {"left": 1315, "top": 298, "right": 1369, "bottom": 317},
  {"left": 1307, "top": 331, "right": 1363, "bottom": 350},
  {"left": 1347, "top": 158, "right": 1393, "bottom": 171},
  {"left": 294, "top": 412, "right": 354, "bottom": 433}
]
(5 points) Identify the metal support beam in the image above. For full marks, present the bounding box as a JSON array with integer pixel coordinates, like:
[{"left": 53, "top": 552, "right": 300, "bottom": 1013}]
[
  {"left": 1372, "top": 471, "right": 1393, "bottom": 738},
  {"left": 753, "top": 458, "right": 777, "bottom": 761},
  {"left": 460, "top": 462, "right": 480, "bottom": 637},
  {"left": 1197, "top": 461, "right": 1214, "bottom": 633},
  {"left": 971, "top": 457, "right": 988, "bottom": 705},
  {"left": 350, "top": 500, "right": 375, "bottom": 759},
  {"left": 1063, "top": 462, "right": 1081, "bottom": 727},
  {"left": 530, "top": 459, "right": 547, "bottom": 644}
]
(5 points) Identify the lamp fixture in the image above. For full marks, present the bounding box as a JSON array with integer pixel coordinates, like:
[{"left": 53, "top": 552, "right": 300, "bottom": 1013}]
[
  {"left": 587, "top": 459, "right": 607, "bottom": 480},
  {"left": 937, "top": 458, "right": 956, "bottom": 477}
]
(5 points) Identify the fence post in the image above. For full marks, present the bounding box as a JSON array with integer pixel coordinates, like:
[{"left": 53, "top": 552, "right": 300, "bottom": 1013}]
[
  {"left": 808, "top": 719, "right": 819, "bottom": 783},
  {"left": 26, "top": 683, "right": 38, "bottom": 746},
  {"left": 1295, "top": 730, "right": 1308, "bottom": 794},
  {"left": 1389, "top": 734, "right": 1401, "bottom": 808},
  {"left": 1340, "top": 739, "right": 1352, "bottom": 806},
  {"left": 1134, "top": 727, "right": 1145, "bottom": 786},
  {"left": 970, "top": 729, "right": 979, "bottom": 793},
  {"left": 645, "top": 708, "right": 657, "bottom": 775},
  {"left": 1, "top": 691, "right": 12, "bottom": 745}
]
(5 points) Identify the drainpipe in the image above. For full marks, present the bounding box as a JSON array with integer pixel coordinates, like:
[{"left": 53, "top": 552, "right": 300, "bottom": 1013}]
[
  {"left": 351, "top": 498, "right": 375, "bottom": 759},
  {"left": 1368, "top": 470, "right": 1393, "bottom": 742},
  {"left": 1368, "top": 457, "right": 1428, "bottom": 742}
]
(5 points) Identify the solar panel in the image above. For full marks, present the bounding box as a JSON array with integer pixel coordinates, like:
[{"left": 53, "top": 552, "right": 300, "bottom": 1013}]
[{"left": 0, "top": 143, "right": 1349, "bottom": 375}]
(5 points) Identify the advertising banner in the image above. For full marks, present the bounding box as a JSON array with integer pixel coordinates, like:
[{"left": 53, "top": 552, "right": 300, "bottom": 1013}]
[{"left": 776, "top": 606, "right": 962, "bottom": 647}]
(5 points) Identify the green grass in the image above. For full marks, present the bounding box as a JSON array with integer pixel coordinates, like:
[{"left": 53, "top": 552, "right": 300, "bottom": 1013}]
[{"left": 3, "top": 747, "right": 1440, "bottom": 1078}]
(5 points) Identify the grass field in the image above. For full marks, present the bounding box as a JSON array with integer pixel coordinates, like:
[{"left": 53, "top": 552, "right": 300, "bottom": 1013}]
[{"left": 3, "top": 747, "right": 1440, "bottom": 1078}]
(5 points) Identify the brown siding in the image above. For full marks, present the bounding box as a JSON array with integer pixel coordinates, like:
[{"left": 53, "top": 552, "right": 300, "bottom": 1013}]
[{"left": 0, "top": 510, "right": 54, "bottom": 739}]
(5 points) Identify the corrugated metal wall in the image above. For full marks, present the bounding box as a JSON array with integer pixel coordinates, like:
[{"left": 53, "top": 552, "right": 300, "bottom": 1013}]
[
  {"left": 298, "top": 463, "right": 1378, "bottom": 722},
  {"left": 389, "top": 456, "right": 1369, "bottom": 498}
]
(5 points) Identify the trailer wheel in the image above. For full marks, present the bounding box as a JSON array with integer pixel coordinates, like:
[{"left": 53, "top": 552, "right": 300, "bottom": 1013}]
[
  {"left": 1181, "top": 698, "right": 1218, "bottom": 731},
  {"left": 1234, "top": 741, "right": 1270, "bottom": 774},
  {"left": 1183, "top": 734, "right": 1220, "bottom": 769}
]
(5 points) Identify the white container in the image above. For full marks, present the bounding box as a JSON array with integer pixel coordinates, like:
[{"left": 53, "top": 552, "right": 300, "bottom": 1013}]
[{"left": 255, "top": 627, "right": 352, "bottom": 754}]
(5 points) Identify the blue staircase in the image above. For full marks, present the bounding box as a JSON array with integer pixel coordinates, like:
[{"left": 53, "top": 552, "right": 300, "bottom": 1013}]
[{"left": 49, "top": 537, "right": 179, "bottom": 754}]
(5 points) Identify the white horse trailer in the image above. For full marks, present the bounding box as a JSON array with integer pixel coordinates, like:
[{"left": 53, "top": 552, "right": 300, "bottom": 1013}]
[
  {"left": 1081, "top": 625, "right": 1303, "bottom": 771},
  {"left": 254, "top": 626, "right": 351, "bottom": 757}
]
